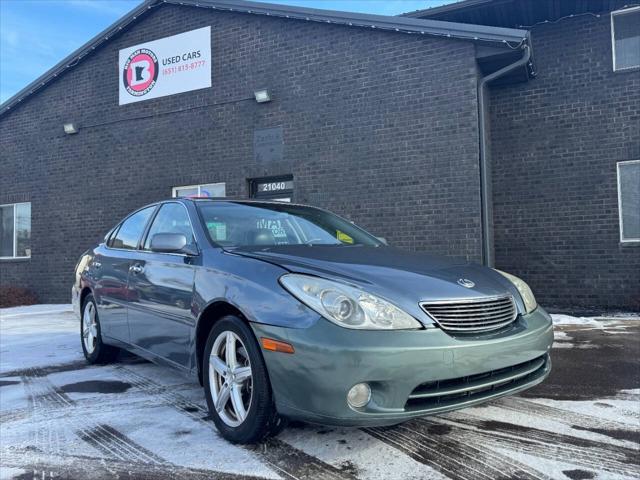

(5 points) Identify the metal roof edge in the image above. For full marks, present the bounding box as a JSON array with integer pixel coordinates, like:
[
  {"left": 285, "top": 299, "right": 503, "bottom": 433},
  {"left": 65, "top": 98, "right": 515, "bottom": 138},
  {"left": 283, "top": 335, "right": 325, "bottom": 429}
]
[
  {"left": 0, "top": 0, "right": 529, "bottom": 117},
  {"left": 401, "top": 0, "right": 498, "bottom": 19},
  {"left": 170, "top": 0, "right": 529, "bottom": 43}
]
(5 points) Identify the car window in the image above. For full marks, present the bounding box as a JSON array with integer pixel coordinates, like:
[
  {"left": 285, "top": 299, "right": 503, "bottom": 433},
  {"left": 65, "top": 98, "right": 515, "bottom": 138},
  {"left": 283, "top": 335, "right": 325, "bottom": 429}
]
[
  {"left": 144, "top": 203, "right": 195, "bottom": 250},
  {"left": 105, "top": 225, "right": 122, "bottom": 247},
  {"left": 197, "top": 202, "right": 381, "bottom": 248},
  {"left": 110, "top": 206, "right": 155, "bottom": 250}
]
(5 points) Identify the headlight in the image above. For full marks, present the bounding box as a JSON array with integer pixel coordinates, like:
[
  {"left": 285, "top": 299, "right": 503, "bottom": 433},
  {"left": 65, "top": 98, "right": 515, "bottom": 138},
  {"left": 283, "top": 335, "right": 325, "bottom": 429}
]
[
  {"left": 279, "top": 274, "right": 421, "bottom": 330},
  {"left": 495, "top": 269, "right": 537, "bottom": 314}
]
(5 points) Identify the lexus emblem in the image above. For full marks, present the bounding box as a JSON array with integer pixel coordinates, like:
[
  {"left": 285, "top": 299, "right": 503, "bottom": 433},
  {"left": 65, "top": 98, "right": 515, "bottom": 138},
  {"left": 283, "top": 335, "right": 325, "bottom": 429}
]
[{"left": 457, "top": 278, "right": 475, "bottom": 288}]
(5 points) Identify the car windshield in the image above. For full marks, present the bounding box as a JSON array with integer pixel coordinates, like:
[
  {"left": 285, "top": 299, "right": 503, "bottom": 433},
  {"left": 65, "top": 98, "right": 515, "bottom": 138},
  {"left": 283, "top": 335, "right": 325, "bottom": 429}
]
[{"left": 197, "top": 202, "right": 382, "bottom": 248}]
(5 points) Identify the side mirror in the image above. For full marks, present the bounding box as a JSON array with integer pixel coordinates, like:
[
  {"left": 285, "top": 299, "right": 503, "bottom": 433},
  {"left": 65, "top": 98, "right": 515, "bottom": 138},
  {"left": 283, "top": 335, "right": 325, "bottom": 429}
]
[
  {"left": 377, "top": 237, "right": 388, "bottom": 246},
  {"left": 150, "top": 233, "right": 190, "bottom": 254}
]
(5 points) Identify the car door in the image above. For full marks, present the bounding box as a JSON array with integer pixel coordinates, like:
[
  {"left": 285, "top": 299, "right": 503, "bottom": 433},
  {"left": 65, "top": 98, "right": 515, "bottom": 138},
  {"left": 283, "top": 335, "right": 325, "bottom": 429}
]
[
  {"left": 93, "top": 206, "right": 157, "bottom": 342},
  {"left": 126, "top": 202, "right": 197, "bottom": 367}
]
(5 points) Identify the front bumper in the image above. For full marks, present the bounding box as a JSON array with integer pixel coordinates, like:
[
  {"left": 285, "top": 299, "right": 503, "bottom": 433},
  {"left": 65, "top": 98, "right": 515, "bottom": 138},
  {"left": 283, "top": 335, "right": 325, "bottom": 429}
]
[{"left": 251, "top": 307, "right": 553, "bottom": 426}]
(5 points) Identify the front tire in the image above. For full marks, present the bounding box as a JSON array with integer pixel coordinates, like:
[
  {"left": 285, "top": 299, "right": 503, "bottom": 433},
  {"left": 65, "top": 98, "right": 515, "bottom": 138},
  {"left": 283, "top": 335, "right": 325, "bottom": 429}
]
[
  {"left": 203, "top": 315, "right": 283, "bottom": 444},
  {"left": 81, "top": 294, "right": 119, "bottom": 364}
]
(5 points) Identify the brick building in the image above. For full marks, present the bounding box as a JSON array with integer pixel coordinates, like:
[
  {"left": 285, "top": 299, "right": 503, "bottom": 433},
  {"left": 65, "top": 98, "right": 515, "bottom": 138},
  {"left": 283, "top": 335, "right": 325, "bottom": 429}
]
[
  {"left": 406, "top": 0, "right": 639, "bottom": 309},
  {"left": 1, "top": 0, "right": 638, "bottom": 309}
]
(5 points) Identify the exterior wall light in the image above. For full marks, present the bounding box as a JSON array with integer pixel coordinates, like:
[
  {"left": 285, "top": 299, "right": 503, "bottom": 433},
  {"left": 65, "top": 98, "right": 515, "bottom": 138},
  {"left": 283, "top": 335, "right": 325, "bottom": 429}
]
[
  {"left": 63, "top": 123, "right": 78, "bottom": 135},
  {"left": 254, "top": 89, "right": 271, "bottom": 103}
]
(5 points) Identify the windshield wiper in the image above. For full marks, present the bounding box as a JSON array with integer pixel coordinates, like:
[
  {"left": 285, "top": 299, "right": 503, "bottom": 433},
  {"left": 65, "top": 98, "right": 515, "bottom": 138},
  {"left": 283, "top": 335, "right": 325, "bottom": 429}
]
[
  {"left": 302, "top": 241, "right": 355, "bottom": 247},
  {"left": 302, "top": 238, "right": 329, "bottom": 246}
]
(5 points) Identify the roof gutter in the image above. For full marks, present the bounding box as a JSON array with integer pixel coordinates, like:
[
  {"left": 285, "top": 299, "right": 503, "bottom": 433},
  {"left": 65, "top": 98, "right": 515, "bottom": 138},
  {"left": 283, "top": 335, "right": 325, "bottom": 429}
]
[{"left": 477, "top": 44, "right": 531, "bottom": 266}]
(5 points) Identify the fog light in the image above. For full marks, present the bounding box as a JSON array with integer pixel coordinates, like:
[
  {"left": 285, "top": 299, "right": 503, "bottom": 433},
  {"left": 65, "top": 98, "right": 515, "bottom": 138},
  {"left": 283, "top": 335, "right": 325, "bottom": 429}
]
[{"left": 347, "top": 383, "right": 371, "bottom": 408}]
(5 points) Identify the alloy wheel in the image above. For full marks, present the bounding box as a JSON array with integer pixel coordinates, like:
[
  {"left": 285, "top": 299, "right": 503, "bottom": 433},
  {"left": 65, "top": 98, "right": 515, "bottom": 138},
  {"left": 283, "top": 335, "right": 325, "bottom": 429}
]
[
  {"left": 208, "top": 331, "right": 253, "bottom": 427},
  {"left": 82, "top": 302, "right": 98, "bottom": 354}
]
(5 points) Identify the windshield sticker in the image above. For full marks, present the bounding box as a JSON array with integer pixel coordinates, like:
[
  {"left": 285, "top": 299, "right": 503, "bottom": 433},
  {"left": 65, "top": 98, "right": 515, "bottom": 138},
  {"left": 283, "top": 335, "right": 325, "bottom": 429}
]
[
  {"left": 337, "top": 230, "right": 354, "bottom": 244},
  {"left": 256, "top": 218, "right": 288, "bottom": 240},
  {"left": 207, "top": 222, "right": 227, "bottom": 241}
]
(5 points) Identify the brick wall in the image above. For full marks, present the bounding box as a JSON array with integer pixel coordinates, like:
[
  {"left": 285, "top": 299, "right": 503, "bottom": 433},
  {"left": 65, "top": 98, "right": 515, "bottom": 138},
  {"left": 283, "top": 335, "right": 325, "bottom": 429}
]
[
  {"left": 0, "top": 4, "right": 482, "bottom": 302},
  {"left": 490, "top": 13, "right": 640, "bottom": 309}
]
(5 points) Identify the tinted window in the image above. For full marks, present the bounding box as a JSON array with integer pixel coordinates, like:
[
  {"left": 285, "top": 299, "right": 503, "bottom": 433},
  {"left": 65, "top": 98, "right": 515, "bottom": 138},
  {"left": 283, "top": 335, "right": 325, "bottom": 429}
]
[
  {"left": 106, "top": 228, "right": 118, "bottom": 248},
  {"left": 197, "top": 202, "right": 381, "bottom": 248},
  {"left": 144, "top": 203, "right": 194, "bottom": 250},
  {"left": 111, "top": 207, "right": 155, "bottom": 250}
]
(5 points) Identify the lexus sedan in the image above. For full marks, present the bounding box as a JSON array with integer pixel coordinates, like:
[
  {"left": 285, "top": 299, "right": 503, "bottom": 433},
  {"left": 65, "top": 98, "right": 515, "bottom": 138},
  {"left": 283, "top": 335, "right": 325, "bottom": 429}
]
[{"left": 72, "top": 199, "right": 553, "bottom": 444}]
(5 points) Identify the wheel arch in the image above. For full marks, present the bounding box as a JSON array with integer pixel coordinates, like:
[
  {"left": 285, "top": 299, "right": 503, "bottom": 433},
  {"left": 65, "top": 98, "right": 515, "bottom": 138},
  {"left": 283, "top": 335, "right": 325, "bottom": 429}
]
[
  {"left": 195, "top": 300, "right": 253, "bottom": 385},
  {"left": 80, "top": 286, "right": 93, "bottom": 310}
]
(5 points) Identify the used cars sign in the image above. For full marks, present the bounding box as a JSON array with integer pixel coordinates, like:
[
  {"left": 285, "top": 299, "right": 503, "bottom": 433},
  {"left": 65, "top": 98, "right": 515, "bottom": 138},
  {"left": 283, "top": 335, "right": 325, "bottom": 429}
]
[{"left": 118, "top": 26, "right": 211, "bottom": 105}]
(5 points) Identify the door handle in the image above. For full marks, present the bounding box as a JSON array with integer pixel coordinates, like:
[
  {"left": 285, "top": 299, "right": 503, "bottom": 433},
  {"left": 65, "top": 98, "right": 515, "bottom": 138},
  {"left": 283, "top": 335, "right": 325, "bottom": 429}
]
[{"left": 130, "top": 264, "right": 144, "bottom": 274}]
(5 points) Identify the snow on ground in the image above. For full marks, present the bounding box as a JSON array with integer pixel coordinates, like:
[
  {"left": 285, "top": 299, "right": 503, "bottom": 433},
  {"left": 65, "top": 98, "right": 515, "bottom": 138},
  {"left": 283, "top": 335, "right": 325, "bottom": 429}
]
[
  {"left": 0, "top": 304, "right": 81, "bottom": 373},
  {"left": 551, "top": 313, "right": 639, "bottom": 350},
  {"left": 552, "top": 312, "right": 640, "bottom": 326},
  {"left": 1, "top": 305, "right": 639, "bottom": 480},
  {"left": 0, "top": 304, "right": 73, "bottom": 317}
]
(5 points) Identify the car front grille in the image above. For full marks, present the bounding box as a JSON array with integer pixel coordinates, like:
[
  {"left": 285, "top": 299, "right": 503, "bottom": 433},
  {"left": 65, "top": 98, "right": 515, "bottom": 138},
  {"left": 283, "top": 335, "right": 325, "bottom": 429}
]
[
  {"left": 420, "top": 295, "right": 517, "bottom": 332},
  {"left": 405, "top": 354, "right": 549, "bottom": 412}
]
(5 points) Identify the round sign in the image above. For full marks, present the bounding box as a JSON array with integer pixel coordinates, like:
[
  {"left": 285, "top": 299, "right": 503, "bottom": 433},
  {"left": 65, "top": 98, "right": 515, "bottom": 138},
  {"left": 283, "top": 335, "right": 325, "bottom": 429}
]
[{"left": 122, "top": 48, "right": 159, "bottom": 97}]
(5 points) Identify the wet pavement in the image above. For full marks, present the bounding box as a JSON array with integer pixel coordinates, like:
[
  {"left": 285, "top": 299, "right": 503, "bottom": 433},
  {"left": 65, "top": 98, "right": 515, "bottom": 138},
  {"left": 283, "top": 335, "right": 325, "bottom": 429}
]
[
  {"left": 528, "top": 324, "right": 640, "bottom": 401},
  {"left": 1, "top": 305, "right": 638, "bottom": 480}
]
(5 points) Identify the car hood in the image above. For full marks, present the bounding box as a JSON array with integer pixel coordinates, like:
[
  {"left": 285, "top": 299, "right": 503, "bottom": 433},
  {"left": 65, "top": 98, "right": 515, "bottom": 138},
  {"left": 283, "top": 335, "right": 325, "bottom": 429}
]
[{"left": 231, "top": 245, "right": 523, "bottom": 324}]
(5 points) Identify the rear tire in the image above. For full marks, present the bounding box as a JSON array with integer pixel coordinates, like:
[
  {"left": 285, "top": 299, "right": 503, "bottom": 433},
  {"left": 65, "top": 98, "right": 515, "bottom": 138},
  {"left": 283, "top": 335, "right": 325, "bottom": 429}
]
[
  {"left": 203, "top": 315, "right": 284, "bottom": 444},
  {"left": 81, "top": 294, "right": 119, "bottom": 364}
]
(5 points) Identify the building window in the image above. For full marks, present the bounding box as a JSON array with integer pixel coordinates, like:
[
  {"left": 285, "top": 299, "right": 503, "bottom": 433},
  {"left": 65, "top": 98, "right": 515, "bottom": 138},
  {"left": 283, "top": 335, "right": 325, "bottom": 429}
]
[
  {"left": 0, "top": 202, "right": 31, "bottom": 259},
  {"left": 611, "top": 7, "right": 640, "bottom": 72},
  {"left": 172, "top": 183, "right": 226, "bottom": 198},
  {"left": 617, "top": 160, "right": 640, "bottom": 243}
]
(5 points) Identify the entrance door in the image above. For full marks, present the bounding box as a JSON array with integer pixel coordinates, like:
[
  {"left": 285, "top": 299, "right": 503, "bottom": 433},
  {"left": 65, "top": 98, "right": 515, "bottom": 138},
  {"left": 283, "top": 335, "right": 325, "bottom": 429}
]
[{"left": 250, "top": 176, "right": 293, "bottom": 202}]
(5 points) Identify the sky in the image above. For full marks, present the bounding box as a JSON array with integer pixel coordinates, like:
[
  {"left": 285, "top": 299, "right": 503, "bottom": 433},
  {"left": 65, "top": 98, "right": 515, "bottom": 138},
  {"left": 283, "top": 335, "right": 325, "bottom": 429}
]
[{"left": 0, "top": 0, "right": 455, "bottom": 104}]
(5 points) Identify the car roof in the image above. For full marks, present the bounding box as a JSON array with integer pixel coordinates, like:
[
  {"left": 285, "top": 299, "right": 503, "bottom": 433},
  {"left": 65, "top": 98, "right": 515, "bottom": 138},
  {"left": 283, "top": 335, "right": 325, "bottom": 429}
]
[{"left": 177, "top": 198, "right": 316, "bottom": 208}]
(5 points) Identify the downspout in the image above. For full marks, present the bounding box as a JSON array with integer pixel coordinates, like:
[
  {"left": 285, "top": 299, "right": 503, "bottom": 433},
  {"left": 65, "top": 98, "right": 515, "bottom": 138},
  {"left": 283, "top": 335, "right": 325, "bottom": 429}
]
[{"left": 477, "top": 44, "right": 531, "bottom": 266}]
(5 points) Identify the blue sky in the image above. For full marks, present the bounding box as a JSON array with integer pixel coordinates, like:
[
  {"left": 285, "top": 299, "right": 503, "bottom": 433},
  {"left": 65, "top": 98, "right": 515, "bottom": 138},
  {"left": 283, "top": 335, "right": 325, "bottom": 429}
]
[{"left": 0, "top": 0, "right": 454, "bottom": 104}]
